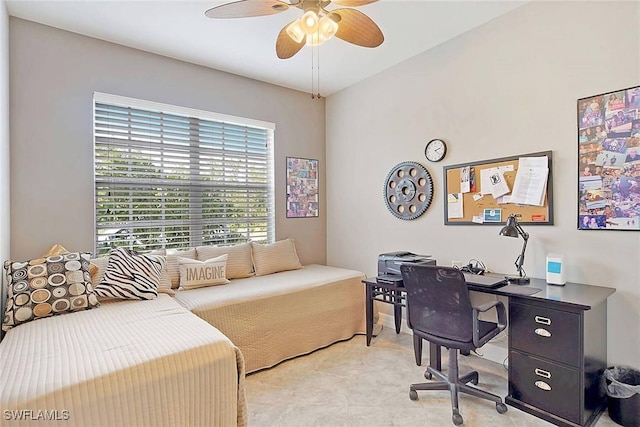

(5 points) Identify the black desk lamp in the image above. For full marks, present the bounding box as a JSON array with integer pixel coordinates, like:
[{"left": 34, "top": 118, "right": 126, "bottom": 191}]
[{"left": 499, "top": 214, "right": 530, "bottom": 284}]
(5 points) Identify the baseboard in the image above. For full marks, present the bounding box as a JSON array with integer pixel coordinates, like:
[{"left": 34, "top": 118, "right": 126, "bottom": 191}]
[{"left": 378, "top": 312, "right": 509, "bottom": 366}]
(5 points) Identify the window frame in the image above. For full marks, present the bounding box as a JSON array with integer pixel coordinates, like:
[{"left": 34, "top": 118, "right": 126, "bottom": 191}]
[{"left": 93, "top": 92, "right": 275, "bottom": 256}]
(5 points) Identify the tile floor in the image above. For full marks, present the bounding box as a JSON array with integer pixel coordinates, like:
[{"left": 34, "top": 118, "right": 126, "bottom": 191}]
[{"left": 245, "top": 327, "right": 620, "bottom": 427}]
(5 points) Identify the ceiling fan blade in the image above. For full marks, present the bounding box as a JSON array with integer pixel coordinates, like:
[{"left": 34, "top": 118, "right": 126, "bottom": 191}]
[
  {"left": 205, "top": 0, "right": 290, "bottom": 19},
  {"left": 332, "top": 8, "right": 384, "bottom": 48},
  {"left": 330, "top": 0, "right": 378, "bottom": 6},
  {"left": 276, "top": 22, "right": 305, "bottom": 59}
]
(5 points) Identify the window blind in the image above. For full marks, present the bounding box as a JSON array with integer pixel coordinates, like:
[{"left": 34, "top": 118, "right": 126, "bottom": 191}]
[{"left": 93, "top": 93, "right": 275, "bottom": 256}]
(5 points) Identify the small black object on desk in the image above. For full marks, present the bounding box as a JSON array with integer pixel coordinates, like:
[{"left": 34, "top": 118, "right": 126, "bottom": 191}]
[{"left": 499, "top": 214, "right": 530, "bottom": 284}]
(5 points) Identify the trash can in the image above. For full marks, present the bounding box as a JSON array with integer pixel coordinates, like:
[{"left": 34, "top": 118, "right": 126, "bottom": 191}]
[{"left": 604, "top": 366, "right": 640, "bottom": 427}]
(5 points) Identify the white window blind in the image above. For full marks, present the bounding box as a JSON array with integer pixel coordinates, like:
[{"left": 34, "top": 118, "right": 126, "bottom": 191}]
[{"left": 93, "top": 93, "right": 275, "bottom": 256}]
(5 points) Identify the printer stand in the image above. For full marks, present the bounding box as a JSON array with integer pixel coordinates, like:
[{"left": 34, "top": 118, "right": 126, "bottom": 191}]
[{"left": 363, "top": 277, "right": 406, "bottom": 346}]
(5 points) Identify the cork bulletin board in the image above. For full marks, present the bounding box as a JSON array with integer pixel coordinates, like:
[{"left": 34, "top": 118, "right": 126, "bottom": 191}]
[{"left": 444, "top": 151, "right": 553, "bottom": 225}]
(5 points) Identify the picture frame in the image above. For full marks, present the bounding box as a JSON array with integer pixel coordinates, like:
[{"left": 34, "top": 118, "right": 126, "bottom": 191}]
[
  {"left": 286, "top": 157, "right": 319, "bottom": 218},
  {"left": 578, "top": 85, "right": 640, "bottom": 230}
]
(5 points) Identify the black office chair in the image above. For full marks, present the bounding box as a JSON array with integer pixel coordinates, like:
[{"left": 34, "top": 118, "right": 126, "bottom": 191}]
[{"left": 400, "top": 264, "right": 508, "bottom": 426}]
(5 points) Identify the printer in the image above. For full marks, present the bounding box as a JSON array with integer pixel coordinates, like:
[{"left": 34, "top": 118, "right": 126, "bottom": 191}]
[{"left": 377, "top": 251, "right": 435, "bottom": 285}]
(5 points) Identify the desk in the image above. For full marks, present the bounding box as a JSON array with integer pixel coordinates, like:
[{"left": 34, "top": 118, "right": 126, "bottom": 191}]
[{"left": 362, "top": 275, "right": 615, "bottom": 427}]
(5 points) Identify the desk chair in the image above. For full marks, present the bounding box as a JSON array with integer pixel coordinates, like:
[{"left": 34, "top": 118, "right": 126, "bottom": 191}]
[{"left": 400, "top": 264, "right": 508, "bottom": 426}]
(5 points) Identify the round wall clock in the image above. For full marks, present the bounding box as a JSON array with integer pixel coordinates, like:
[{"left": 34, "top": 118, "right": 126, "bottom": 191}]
[
  {"left": 425, "top": 139, "right": 447, "bottom": 162},
  {"left": 383, "top": 161, "right": 434, "bottom": 220}
]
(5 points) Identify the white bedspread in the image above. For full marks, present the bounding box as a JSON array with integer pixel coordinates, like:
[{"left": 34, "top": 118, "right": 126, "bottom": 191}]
[
  {"left": 174, "top": 264, "right": 366, "bottom": 373},
  {"left": 0, "top": 295, "right": 246, "bottom": 427}
]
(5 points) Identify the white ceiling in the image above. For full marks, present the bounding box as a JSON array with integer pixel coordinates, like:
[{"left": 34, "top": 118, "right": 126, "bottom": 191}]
[{"left": 6, "top": 0, "right": 527, "bottom": 96}]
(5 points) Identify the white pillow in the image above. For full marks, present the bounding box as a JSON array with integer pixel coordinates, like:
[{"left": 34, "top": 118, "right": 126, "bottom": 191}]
[
  {"left": 196, "top": 242, "right": 254, "bottom": 279},
  {"left": 166, "top": 248, "right": 197, "bottom": 288},
  {"left": 251, "top": 238, "right": 302, "bottom": 276},
  {"left": 178, "top": 255, "right": 230, "bottom": 290}
]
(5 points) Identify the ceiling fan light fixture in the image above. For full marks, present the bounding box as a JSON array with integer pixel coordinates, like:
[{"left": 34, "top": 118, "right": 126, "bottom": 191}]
[
  {"left": 300, "top": 10, "right": 319, "bottom": 34},
  {"left": 286, "top": 19, "right": 305, "bottom": 43},
  {"left": 318, "top": 15, "right": 338, "bottom": 42},
  {"left": 306, "top": 32, "right": 322, "bottom": 46}
]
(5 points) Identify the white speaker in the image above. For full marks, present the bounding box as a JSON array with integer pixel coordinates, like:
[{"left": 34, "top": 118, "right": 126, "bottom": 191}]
[{"left": 546, "top": 253, "right": 566, "bottom": 285}]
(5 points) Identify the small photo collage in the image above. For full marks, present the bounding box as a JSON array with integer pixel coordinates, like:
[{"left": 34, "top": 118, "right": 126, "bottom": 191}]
[
  {"left": 578, "top": 86, "right": 640, "bottom": 230},
  {"left": 286, "top": 157, "right": 319, "bottom": 218}
]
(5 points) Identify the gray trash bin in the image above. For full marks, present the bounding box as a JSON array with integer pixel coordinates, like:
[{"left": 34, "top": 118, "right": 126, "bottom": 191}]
[{"left": 604, "top": 366, "right": 640, "bottom": 427}]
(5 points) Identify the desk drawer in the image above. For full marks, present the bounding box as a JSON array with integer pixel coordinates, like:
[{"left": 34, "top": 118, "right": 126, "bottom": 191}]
[
  {"left": 510, "top": 301, "right": 581, "bottom": 367},
  {"left": 510, "top": 350, "right": 581, "bottom": 424}
]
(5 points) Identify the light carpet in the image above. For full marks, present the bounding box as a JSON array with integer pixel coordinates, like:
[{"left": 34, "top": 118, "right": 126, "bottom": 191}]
[{"left": 245, "top": 327, "right": 619, "bottom": 427}]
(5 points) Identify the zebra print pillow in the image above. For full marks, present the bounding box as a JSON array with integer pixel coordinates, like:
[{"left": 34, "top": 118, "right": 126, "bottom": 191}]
[{"left": 94, "top": 248, "right": 165, "bottom": 300}]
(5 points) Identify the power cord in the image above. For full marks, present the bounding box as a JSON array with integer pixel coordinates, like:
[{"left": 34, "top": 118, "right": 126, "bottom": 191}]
[{"left": 459, "top": 258, "right": 486, "bottom": 275}]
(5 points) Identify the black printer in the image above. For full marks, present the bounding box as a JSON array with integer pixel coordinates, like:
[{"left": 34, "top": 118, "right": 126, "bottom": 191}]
[{"left": 377, "top": 251, "right": 435, "bottom": 285}]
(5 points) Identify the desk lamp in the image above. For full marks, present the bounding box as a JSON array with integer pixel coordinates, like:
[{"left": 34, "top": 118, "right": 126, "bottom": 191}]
[{"left": 499, "top": 214, "right": 530, "bottom": 284}]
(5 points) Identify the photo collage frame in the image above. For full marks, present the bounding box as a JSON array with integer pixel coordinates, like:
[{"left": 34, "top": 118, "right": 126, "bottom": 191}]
[
  {"left": 578, "top": 85, "right": 640, "bottom": 230},
  {"left": 286, "top": 157, "right": 319, "bottom": 218}
]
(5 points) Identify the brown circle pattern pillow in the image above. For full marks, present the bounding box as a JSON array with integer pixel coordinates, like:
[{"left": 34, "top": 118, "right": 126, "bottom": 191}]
[{"left": 2, "top": 252, "right": 100, "bottom": 331}]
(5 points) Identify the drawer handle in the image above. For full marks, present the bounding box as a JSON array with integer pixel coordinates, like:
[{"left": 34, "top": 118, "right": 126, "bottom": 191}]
[
  {"left": 535, "top": 368, "right": 551, "bottom": 379},
  {"left": 535, "top": 381, "right": 552, "bottom": 391},
  {"left": 534, "top": 328, "right": 552, "bottom": 338},
  {"left": 535, "top": 316, "right": 551, "bottom": 325}
]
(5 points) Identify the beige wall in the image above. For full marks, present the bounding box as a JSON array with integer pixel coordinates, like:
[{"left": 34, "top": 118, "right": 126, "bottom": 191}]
[
  {"left": 0, "top": 1, "right": 9, "bottom": 337},
  {"left": 8, "top": 18, "right": 326, "bottom": 265},
  {"left": 326, "top": 1, "right": 640, "bottom": 367}
]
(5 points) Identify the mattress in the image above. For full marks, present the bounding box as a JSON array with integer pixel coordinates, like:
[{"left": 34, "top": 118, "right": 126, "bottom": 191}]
[
  {"left": 174, "top": 264, "right": 366, "bottom": 373},
  {"left": 0, "top": 295, "right": 246, "bottom": 427}
]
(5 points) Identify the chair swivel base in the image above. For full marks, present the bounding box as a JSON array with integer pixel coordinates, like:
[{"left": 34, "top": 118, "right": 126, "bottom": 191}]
[{"left": 408, "top": 348, "right": 507, "bottom": 426}]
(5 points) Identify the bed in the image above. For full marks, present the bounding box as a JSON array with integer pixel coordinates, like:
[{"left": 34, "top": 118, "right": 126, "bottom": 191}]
[
  {"left": 0, "top": 295, "right": 246, "bottom": 427},
  {"left": 173, "top": 264, "right": 367, "bottom": 373}
]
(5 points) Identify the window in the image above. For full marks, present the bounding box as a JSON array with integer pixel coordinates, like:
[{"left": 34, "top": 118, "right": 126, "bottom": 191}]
[{"left": 93, "top": 93, "right": 275, "bottom": 256}]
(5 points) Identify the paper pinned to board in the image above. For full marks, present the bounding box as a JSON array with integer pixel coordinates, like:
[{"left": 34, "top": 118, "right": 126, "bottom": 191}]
[
  {"left": 447, "top": 193, "right": 464, "bottom": 218},
  {"left": 482, "top": 167, "right": 510, "bottom": 199},
  {"left": 472, "top": 215, "right": 484, "bottom": 224},
  {"left": 509, "top": 156, "right": 549, "bottom": 206}
]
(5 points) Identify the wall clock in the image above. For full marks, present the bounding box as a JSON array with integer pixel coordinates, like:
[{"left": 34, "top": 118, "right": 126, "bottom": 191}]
[
  {"left": 383, "top": 161, "right": 434, "bottom": 220},
  {"left": 425, "top": 138, "right": 447, "bottom": 162}
]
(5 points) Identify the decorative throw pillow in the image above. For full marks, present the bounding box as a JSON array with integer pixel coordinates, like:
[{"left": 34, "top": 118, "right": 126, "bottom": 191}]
[
  {"left": 90, "top": 252, "right": 174, "bottom": 298},
  {"left": 251, "top": 238, "right": 303, "bottom": 276},
  {"left": 178, "top": 255, "right": 229, "bottom": 290},
  {"left": 42, "top": 243, "right": 70, "bottom": 257},
  {"left": 165, "top": 248, "right": 197, "bottom": 288},
  {"left": 196, "top": 242, "right": 254, "bottom": 279},
  {"left": 94, "top": 248, "right": 165, "bottom": 300},
  {"left": 2, "top": 252, "right": 100, "bottom": 331}
]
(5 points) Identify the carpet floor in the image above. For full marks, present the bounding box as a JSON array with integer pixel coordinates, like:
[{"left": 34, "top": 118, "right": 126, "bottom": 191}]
[{"left": 245, "top": 326, "right": 620, "bottom": 427}]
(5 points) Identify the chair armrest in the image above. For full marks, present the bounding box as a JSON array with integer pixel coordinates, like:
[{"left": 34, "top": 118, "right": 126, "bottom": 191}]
[{"left": 472, "top": 300, "right": 507, "bottom": 347}]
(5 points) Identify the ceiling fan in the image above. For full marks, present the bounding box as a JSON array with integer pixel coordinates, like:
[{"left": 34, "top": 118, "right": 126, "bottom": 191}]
[{"left": 205, "top": 0, "right": 384, "bottom": 59}]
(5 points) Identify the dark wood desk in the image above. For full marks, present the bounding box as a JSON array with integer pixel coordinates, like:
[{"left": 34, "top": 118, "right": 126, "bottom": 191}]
[{"left": 362, "top": 275, "right": 615, "bottom": 427}]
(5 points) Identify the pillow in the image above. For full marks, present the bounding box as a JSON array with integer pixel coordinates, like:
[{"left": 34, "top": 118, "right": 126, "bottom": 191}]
[
  {"left": 178, "top": 255, "right": 229, "bottom": 290},
  {"left": 2, "top": 252, "right": 100, "bottom": 331},
  {"left": 42, "top": 243, "right": 70, "bottom": 257},
  {"left": 94, "top": 248, "right": 165, "bottom": 300},
  {"left": 251, "top": 238, "right": 303, "bottom": 276},
  {"left": 196, "top": 242, "right": 254, "bottom": 279},
  {"left": 90, "top": 253, "right": 174, "bottom": 298},
  {"left": 165, "top": 248, "right": 197, "bottom": 288}
]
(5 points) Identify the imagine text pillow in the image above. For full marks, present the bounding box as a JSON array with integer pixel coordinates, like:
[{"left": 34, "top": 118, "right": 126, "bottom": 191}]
[
  {"left": 94, "top": 248, "right": 165, "bottom": 300},
  {"left": 251, "top": 238, "right": 303, "bottom": 276},
  {"left": 178, "top": 255, "right": 229, "bottom": 290},
  {"left": 196, "top": 242, "right": 254, "bottom": 279},
  {"left": 2, "top": 252, "right": 100, "bottom": 331}
]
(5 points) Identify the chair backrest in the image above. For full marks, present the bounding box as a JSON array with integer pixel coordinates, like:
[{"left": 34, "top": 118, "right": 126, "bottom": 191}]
[{"left": 401, "top": 264, "right": 474, "bottom": 343}]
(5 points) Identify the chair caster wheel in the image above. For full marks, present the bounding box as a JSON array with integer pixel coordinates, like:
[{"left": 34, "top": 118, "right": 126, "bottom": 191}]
[
  {"left": 424, "top": 371, "right": 432, "bottom": 380},
  {"left": 496, "top": 402, "right": 508, "bottom": 414},
  {"left": 452, "top": 413, "right": 464, "bottom": 425},
  {"left": 409, "top": 390, "right": 419, "bottom": 401}
]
